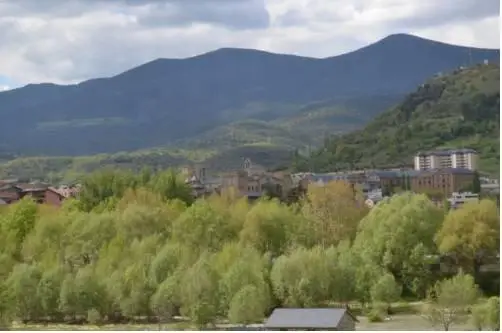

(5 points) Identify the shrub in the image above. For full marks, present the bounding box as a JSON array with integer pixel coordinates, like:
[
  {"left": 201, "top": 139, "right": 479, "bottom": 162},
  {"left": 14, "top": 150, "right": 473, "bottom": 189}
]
[
  {"left": 87, "top": 308, "right": 102, "bottom": 326},
  {"left": 366, "top": 303, "right": 386, "bottom": 323}
]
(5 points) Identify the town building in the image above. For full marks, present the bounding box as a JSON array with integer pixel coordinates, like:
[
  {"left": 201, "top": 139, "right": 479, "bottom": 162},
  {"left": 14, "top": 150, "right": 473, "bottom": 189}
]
[
  {"left": 295, "top": 167, "right": 477, "bottom": 200},
  {"left": 220, "top": 158, "right": 292, "bottom": 200},
  {"left": 409, "top": 168, "right": 476, "bottom": 197},
  {"left": 414, "top": 149, "right": 479, "bottom": 171},
  {"left": 181, "top": 165, "right": 215, "bottom": 198},
  {"left": 0, "top": 181, "right": 69, "bottom": 206}
]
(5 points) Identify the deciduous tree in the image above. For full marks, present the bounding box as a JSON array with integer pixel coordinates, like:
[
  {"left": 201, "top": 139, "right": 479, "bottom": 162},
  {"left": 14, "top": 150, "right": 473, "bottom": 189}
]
[
  {"left": 471, "top": 296, "right": 500, "bottom": 331},
  {"left": 353, "top": 193, "right": 443, "bottom": 288},
  {"left": 436, "top": 199, "right": 499, "bottom": 275},
  {"left": 228, "top": 285, "right": 267, "bottom": 326},
  {"left": 422, "top": 273, "right": 480, "bottom": 331},
  {"left": 180, "top": 254, "right": 220, "bottom": 328},
  {"left": 301, "top": 181, "right": 367, "bottom": 247}
]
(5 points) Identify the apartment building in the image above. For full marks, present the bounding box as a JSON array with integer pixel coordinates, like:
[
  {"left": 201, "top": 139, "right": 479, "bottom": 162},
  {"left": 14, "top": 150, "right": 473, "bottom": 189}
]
[
  {"left": 410, "top": 168, "right": 476, "bottom": 197},
  {"left": 414, "top": 149, "right": 479, "bottom": 171}
]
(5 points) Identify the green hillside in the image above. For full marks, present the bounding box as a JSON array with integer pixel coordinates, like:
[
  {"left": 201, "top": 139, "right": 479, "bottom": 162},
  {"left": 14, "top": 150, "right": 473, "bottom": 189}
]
[
  {"left": 297, "top": 64, "right": 500, "bottom": 175},
  {"left": 2, "top": 65, "right": 499, "bottom": 182},
  {"left": 0, "top": 144, "right": 293, "bottom": 182}
]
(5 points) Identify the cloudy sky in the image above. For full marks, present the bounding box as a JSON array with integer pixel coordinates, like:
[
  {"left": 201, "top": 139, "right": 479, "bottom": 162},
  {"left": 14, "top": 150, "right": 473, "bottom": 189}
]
[{"left": 0, "top": 0, "right": 499, "bottom": 88}]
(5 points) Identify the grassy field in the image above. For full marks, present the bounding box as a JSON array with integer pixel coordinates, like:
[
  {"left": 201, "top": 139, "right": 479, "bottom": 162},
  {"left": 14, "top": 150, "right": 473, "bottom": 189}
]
[
  {"left": 357, "top": 314, "right": 472, "bottom": 331},
  {"left": 12, "top": 314, "right": 476, "bottom": 331}
]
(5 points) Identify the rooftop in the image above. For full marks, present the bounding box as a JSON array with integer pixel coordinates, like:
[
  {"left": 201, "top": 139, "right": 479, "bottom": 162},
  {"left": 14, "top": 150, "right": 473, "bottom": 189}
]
[
  {"left": 416, "top": 148, "right": 478, "bottom": 156},
  {"left": 417, "top": 168, "right": 475, "bottom": 175},
  {"left": 264, "top": 308, "right": 357, "bottom": 329}
]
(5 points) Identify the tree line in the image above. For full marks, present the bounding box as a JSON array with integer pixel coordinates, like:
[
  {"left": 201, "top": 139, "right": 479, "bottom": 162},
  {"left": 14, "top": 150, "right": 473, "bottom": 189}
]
[{"left": 0, "top": 168, "right": 499, "bottom": 329}]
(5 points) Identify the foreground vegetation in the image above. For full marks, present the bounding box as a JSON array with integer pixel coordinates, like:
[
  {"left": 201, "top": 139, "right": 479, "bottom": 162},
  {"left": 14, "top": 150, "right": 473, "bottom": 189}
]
[{"left": 0, "top": 169, "right": 499, "bottom": 330}]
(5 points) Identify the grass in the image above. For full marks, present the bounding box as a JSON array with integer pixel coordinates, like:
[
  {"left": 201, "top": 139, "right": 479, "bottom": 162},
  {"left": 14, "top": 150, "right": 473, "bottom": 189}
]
[
  {"left": 357, "top": 313, "right": 473, "bottom": 331},
  {"left": 11, "top": 313, "right": 476, "bottom": 331}
]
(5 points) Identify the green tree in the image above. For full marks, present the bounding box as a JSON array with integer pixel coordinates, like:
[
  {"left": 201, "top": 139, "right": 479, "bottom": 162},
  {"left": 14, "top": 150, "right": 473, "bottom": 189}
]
[
  {"left": 149, "top": 243, "right": 183, "bottom": 286},
  {"left": 172, "top": 201, "right": 233, "bottom": 256},
  {"left": 471, "top": 296, "right": 500, "bottom": 331},
  {"left": 37, "top": 268, "right": 64, "bottom": 321},
  {"left": 326, "top": 242, "right": 357, "bottom": 304},
  {"left": 270, "top": 247, "right": 331, "bottom": 307},
  {"left": 422, "top": 273, "right": 480, "bottom": 331},
  {"left": 240, "top": 200, "right": 296, "bottom": 257},
  {"left": 301, "top": 181, "right": 367, "bottom": 248},
  {"left": 370, "top": 272, "right": 402, "bottom": 309},
  {"left": 218, "top": 247, "right": 270, "bottom": 315},
  {"left": 401, "top": 243, "right": 436, "bottom": 299},
  {"left": 2, "top": 197, "right": 38, "bottom": 260},
  {"left": 436, "top": 199, "right": 499, "bottom": 275},
  {"left": 149, "top": 169, "right": 193, "bottom": 205},
  {"left": 87, "top": 308, "right": 103, "bottom": 326},
  {"left": 22, "top": 211, "right": 69, "bottom": 268},
  {"left": 0, "top": 282, "right": 12, "bottom": 329},
  {"left": 77, "top": 168, "right": 138, "bottom": 212},
  {"left": 150, "top": 274, "right": 180, "bottom": 326},
  {"left": 180, "top": 254, "right": 220, "bottom": 328},
  {"left": 6, "top": 263, "right": 42, "bottom": 322},
  {"left": 58, "top": 274, "right": 79, "bottom": 320},
  {"left": 228, "top": 285, "right": 267, "bottom": 326},
  {"left": 64, "top": 212, "right": 116, "bottom": 269},
  {"left": 352, "top": 193, "right": 443, "bottom": 289}
]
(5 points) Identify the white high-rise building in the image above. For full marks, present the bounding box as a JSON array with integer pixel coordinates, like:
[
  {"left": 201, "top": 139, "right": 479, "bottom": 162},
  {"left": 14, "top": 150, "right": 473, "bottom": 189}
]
[{"left": 414, "top": 149, "right": 478, "bottom": 171}]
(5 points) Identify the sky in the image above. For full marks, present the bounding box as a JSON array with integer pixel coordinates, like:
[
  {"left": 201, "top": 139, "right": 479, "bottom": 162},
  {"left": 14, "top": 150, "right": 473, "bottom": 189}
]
[{"left": 0, "top": 0, "right": 499, "bottom": 89}]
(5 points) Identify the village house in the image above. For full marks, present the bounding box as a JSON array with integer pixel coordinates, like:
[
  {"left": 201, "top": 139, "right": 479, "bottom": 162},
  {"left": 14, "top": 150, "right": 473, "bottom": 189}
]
[{"left": 0, "top": 180, "right": 79, "bottom": 206}]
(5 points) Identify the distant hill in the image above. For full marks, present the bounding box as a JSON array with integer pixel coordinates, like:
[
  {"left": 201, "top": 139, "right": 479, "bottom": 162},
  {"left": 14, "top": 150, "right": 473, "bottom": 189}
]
[
  {"left": 0, "top": 33, "right": 498, "bottom": 158},
  {"left": 297, "top": 64, "right": 500, "bottom": 176}
]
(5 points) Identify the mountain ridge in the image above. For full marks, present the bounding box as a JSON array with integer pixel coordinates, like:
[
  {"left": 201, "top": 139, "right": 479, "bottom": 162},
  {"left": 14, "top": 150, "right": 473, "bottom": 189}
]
[
  {"left": 0, "top": 64, "right": 499, "bottom": 181},
  {"left": 0, "top": 33, "right": 499, "bottom": 159}
]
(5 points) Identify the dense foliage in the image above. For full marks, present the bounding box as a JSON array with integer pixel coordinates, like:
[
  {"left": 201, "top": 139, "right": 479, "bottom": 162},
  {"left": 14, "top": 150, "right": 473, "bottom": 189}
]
[
  {"left": 0, "top": 169, "right": 499, "bottom": 328},
  {"left": 297, "top": 64, "right": 500, "bottom": 176}
]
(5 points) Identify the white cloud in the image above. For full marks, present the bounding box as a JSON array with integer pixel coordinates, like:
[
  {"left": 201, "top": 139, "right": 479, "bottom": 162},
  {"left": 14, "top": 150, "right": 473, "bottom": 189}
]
[{"left": 0, "top": 0, "right": 498, "bottom": 85}]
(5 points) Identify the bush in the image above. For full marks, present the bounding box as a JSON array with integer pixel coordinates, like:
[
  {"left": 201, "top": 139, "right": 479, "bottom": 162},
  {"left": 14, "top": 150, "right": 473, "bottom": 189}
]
[
  {"left": 86, "top": 308, "right": 102, "bottom": 326},
  {"left": 367, "top": 309, "right": 384, "bottom": 323},
  {"left": 470, "top": 297, "right": 500, "bottom": 330},
  {"left": 366, "top": 303, "right": 386, "bottom": 323}
]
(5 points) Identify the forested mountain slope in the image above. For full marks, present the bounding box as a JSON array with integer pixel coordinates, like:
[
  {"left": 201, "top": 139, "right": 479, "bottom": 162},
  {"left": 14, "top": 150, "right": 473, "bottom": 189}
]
[{"left": 297, "top": 64, "right": 500, "bottom": 175}]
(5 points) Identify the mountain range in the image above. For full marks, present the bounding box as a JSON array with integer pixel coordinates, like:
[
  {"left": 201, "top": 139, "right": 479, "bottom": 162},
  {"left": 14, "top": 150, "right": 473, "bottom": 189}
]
[{"left": 0, "top": 33, "right": 499, "bottom": 180}]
